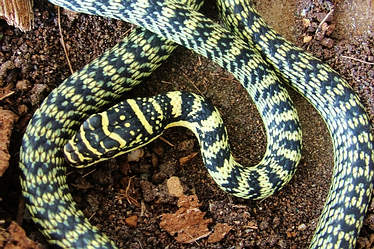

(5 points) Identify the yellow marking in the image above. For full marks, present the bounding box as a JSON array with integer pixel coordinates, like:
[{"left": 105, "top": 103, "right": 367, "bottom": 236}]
[
  {"left": 101, "top": 113, "right": 128, "bottom": 147},
  {"left": 64, "top": 130, "right": 89, "bottom": 165},
  {"left": 127, "top": 99, "right": 153, "bottom": 134},
  {"left": 167, "top": 92, "right": 182, "bottom": 117},
  {"left": 77, "top": 122, "right": 101, "bottom": 157}
]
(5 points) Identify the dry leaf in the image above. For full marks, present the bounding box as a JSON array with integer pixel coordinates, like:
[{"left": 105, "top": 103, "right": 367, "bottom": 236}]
[
  {"left": 160, "top": 195, "right": 212, "bottom": 243},
  {"left": 128, "top": 148, "right": 144, "bottom": 162},
  {"left": 0, "top": 221, "right": 42, "bottom": 249},
  {"left": 125, "top": 215, "right": 138, "bottom": 228},
  {"left": 208, "top": 223, "right": 232, "bottom": 243}
]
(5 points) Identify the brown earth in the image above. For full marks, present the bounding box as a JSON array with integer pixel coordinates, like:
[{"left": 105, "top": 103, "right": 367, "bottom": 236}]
[{"left": 0, "top": 0, "right": 374, "bottom": 248}]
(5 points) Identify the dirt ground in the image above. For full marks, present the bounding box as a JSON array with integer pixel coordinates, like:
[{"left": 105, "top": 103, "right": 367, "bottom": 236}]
[{"left": 0, "top": 0, "right": 374, "bottom": 248}]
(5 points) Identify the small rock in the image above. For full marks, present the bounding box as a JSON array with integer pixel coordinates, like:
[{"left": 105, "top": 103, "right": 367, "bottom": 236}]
[
  {"left": 30, "top": 84, "right": 48, "bottom": 106},
  {"left": 325, "top": 23, "right": 336, "bottom": 36},
  {"left": 273, "top": 217, "right": 280, "bottom": 228},
  {"left": 16, "top": 79, "right": 31, "bottom": 91},
  {"left": 278, "top": 239, "right": 287, "bottom": 248},
  {"left": 259, "top": 220, "right": 269, "bottom": 230},
  {"left": 303, "top": 35, "right": 313, "bottom": 43},
  {"left": 140, "top": 180, "right": 156, "bottom": 202},
  {"left": 321, "top": 38, "right": 334, "bottom": 48},
  {"left": 63, "top": 9, "right": 80, "bottom": 22},
  {"left": 128, "top": 148, "right": 144, "bottom": 162},
  {"left": 315, "top": 12, "right": 333, "bottom": 23},
  {"left": 17, "top": 104, "right": 28, "bottom": 116},
  {"left": 366, "top": 213, "right": 374, "bottom": 230},
  {"left": 315, "top": 31, "right": 324, "bottom": 41},
  {"left": 0, "top": 61, "right": 15, "bottom": 86},
  {"left": 356, "top": 236, "right": 370, "bottom": 249},
  {"left": 297, "top": 223, "right": 307, "bottom": 231},
  {"left": 307, "top": 22, "right": 318, "bottom": 33},
  {"left": 167, "top": 176, "right": 184, "bottom": 197},
  {"left": 302, "top": 18, "right": 311, "bottom": 28}
]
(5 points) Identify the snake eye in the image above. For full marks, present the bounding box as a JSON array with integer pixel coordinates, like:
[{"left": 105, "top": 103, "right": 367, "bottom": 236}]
[{"left": 105, "top": 150, "right": 118, "bottom": 158}]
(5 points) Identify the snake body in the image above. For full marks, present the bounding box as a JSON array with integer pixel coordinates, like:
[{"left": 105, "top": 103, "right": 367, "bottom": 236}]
[{"left": 19, "top": 0, "right": 373, "bottom": 248}]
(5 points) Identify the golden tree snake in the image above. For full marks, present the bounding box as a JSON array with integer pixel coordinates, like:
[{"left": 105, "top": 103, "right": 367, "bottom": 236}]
[{"left": 19, "top": 0, "right": 374, "bottom": 248}]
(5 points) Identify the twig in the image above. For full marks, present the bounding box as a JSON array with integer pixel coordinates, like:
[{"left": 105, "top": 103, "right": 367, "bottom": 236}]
[
  {"left": 58, "top": 7, "right": 74, "bottom": 74},
  {"left": 136, "top": 239, "right": 144, "bottom": 249},
  {"left": 82, "top": 168, "right": 97, "bottom": 178},
  {"left": 341, "top": 55, "right": 374, "bottom": 65},
  {"left": 0, "top": 91, "right": 15, "bottom": 101},
  {"left": 125, "top": 176, "right": 140, "bottom": 207},
  {"left": 315, "top": 8, "right": 334, "bottom": 35},
  {"left": 88, "top": 212, "right": 96, "bottom": 221},
  {"left": 160, "top": 136, "right": 174, "bottom": 147}
]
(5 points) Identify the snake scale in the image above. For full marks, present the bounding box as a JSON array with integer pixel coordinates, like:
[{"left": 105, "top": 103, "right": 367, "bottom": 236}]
[{"left": 19, "top": 0, "right": 373, "bottom": 248}]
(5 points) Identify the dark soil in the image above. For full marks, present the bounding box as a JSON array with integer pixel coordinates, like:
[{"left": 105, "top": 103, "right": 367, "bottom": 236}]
[{"left": 0, "top": 0, "right": 373, "bottom": 248}]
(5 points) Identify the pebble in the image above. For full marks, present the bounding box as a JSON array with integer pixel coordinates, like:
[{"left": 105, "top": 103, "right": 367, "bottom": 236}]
[
  {"left": 30, "top": 84, "right": 48, "bottom": 106},
  {"left": 17, "top": 104, "right": 28, "bottom": 115},
  {"left": 366, "top": 213, "right": 374, "bottom": 230},
  {"left": 167, "top": 176, "right": 184, "bottom": 197},
  {"left": 128, "top": 148, "right": 144, "bottom": 162},
  {"left": 321, "top": 38, "right": 334, "bottom": 48},
  {"left": 303, "top": 35, "right": 313, "bottom": 43},
  {"left": 297, "top": 223, "right": 307, "bottom": 231},
  {"left": 16, "top": 79, "right": 31, "bottom": 91},
  {"left": 259, "top": 220, "right": 269, "bottom": 230}
]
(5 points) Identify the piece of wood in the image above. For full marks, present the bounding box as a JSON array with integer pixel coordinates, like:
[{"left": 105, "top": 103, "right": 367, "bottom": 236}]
[{"left": 0, "top": 0, "right": 34, "bottom": 31}]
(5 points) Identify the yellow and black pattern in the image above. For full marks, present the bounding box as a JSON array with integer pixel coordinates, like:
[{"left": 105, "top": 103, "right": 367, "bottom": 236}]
[
  {"left": 57, "top": 0, "right": 303, "bottom": 199},
  {"left": 65, "top": 87, "right": 299, "bottom": 199},
  {"left": 19, "top": 0, "right": 205, "bottom": 247},
  {"left": 217, "top": 1, "right": 374, "bottom": 248},
  {"left": 19, "top": 0, "right": 373, "bottom": 249},
  {"left": 20, "top": 0, "right": 302, "bottom": 247},
  {"left": 64, "top": 91, "right": 231, "bottom": 178}
]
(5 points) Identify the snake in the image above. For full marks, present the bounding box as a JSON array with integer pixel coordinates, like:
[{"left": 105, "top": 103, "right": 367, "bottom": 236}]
[{"left": 18, "top": 0, "right": 373, "bottom": 248}]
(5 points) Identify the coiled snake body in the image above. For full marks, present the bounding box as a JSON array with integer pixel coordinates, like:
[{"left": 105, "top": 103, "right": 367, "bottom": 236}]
[{"left": 19, "top": 0, "right": 374, "bottom": 248}]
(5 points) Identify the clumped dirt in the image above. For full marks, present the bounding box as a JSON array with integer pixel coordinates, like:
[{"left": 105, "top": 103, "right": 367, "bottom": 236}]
[{"left": 0, "top": 0, "right": 374, "bottom": 248}]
